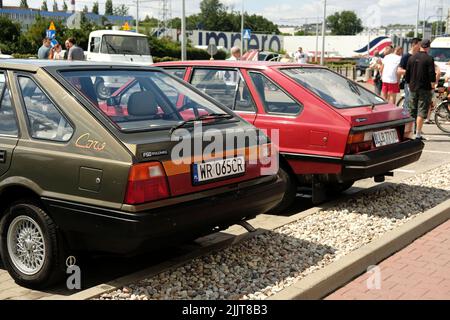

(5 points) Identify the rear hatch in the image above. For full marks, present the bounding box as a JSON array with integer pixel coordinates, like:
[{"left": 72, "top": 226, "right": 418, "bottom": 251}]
[
  {"left": 122, "top": 124, "right": 273, "bottom": 203},
  {"left": 338, "top": 104, "right": 414, "bottom": 154}
]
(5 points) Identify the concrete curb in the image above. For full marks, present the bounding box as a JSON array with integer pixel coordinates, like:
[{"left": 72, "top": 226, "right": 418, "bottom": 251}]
[{"left": 268, "top": 198, "right": 450, "bottom": 300}]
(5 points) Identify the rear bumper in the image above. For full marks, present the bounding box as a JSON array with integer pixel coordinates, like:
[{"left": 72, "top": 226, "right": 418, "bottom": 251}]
[
  {"left": 41, "top": 175, "right": 284, "bottom": 254},
  {"left": 341, "top": 139, "right": 424, "bottom": 181}
]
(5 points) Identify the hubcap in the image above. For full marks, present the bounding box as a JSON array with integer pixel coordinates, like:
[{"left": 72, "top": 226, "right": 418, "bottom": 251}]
[{"left": 7, "top": 215, "right": 46, "bottom": 275}]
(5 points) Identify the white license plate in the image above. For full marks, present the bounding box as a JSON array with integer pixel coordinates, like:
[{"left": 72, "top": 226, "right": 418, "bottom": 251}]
[
  {"left": 193, "top": 156, "right": 245, "bottom": 184},
  {"left": 373, "top": 129, "right": 399, "bottom": 147}
]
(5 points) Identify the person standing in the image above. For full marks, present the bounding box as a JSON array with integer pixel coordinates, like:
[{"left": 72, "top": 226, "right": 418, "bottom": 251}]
[
  {"left": 294, "top": 47, "right": 308, "bottom": 64},
  {"left": 405, "top": 39, "right": 436, "bottom": 140},
  {"left": 370, "top": 50, "right": 383, "bottom": 95},
  {"left": 227, "top": 46, "right": 241, "bottom": 61},
  {"left": 37, "top": 38, "right": 52, "bottom": 59},
  {"left": 380, "top": 47, "right": 403, "bottom": 104},
  {"left": 65, "top": 37, "right": 85, "bottom": 61},
  {"left": 398, "top": 38, "right": 421, "bottom": 111}
]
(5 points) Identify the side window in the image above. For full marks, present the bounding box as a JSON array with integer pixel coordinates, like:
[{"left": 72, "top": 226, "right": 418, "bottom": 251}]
[
  {"left": 91, "top": 37, "right": 101, "bottom": 53},
  {"left": 164, "top": 68, "right": 186, "bottom": 80},
  {"left": 249, "top": 72, "right": 302, "bottom": 115},
  {"left": 191, "top": 68, "right": 256, "bottom": 112},
  {"left": 18, "top": 76, "right": 74, "bottom": 142},
  {"left": 0, "top": 72, "right": 19, "bottom": 136}
]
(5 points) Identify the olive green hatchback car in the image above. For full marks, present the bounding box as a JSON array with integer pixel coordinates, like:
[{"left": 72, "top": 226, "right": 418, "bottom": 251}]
[{"left": 0, "top": 60, "right": 284, "bottom": 288}]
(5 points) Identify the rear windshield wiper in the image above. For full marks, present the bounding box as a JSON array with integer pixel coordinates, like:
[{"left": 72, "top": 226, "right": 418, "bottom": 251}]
[{"left": 170, "top": 113, "right": 234, "bottom": 134}]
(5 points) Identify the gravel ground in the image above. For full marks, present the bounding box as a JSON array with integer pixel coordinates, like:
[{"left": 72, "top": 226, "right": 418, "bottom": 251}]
[{"left": 98, "top": 164, "right": 450, "bottom": 300}]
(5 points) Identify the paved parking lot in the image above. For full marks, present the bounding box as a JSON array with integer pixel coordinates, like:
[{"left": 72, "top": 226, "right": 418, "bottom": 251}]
[
  {"left": 1, "top": 123, "right": 449, "bottom": 299},
  {"left": 326, "top": 218, "right": 450, "bottom": 300}
]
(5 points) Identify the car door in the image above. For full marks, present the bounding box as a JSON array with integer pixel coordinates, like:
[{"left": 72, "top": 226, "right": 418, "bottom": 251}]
[
  {"left": 0, "top": 70, "right": 19, "bottom": 177},
  {"left": 189, "top": 67, "right": 257, "bottom": 123}
]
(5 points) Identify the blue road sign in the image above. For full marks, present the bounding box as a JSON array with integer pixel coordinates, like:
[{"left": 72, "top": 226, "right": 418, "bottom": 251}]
[
  {"left": 243, "top": 29, "right": 251, "bottom": 40},
  {"left": 46, "top": 29, "right": 56, "bottom": 39}
]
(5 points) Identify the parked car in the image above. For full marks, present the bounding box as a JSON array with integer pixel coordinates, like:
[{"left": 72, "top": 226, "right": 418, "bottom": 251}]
[
  {"left": 0, "top": 60, "right": 284, "bottom": 288},
  {"left": 242, "top": 49, "right": 281, "bottom": 62},
  {"left": 155, "top": 61, "right": 424, "bottom": 211},
  {"left": 356, "top": 57, "right": 371, "bottom": 76}
]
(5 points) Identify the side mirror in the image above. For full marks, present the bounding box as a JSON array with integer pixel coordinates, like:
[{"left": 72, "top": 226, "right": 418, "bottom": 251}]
[{"left": 106, "top": 96, "right": 119, "bottom": 107}]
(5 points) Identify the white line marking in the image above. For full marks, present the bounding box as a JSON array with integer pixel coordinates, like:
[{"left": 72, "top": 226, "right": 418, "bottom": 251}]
[
  {"left": 393, "top": 169, "right": 416, "bottom": 173},
  {"left": 423, "top": 150, "right": 450, "bottom": 154}
]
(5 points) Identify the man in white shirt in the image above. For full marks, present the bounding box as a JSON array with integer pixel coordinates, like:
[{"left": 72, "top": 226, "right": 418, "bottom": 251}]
[
  {"left": 294, "top": 47, "right": 308, "bottom": 64},
  {"left": 380, "top": 47, "right": 403, "bottom": 104},
  {"left": 227, "top": 46, "right": 241, "bottom": 61}
]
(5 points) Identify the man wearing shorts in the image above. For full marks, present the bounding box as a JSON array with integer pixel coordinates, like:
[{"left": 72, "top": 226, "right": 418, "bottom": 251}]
[
  {"left": 381, "top": 47, "right": 403, "bottom": 104},
  {"left": 405, "top": 39, "right": 436, "bottom": 140}
]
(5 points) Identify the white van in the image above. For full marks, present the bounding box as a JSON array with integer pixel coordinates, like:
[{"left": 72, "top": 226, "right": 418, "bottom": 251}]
[
  {"left": 85, "top": 30, "right": 154, "bottom": 99},
  {"left": 430, "top": 37, "right": 450, "bottom": 76}
]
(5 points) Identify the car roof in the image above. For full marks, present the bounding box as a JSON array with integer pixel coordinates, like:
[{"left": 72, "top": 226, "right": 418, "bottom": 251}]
[
  {"left": 154, "top": 60, "right": 319, "bottom": 70},
  {"left": 0, "top": 59, "right": 159, "bottom": 72}
]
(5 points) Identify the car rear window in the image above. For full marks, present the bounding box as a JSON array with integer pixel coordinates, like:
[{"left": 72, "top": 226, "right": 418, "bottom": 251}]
[
  {"left": 281, "top": 67, "right": 385, "bottom": 108},
  {"left": 59, "top": 70, "right": 233, "bottom": 131}
]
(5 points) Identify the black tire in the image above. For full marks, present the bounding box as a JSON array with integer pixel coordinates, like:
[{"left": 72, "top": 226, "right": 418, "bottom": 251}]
[
  {"left": 435, "top": 102, "right": 450, "bottom": 134},
  {"left": 0, "top": 200, "right": 66, "bottom": 289},
  {"left": 95, "top": 79, "right": 109, "bottom": 101},
  {"left": 327, "top": 181, "right": 354, "bottom": 196},
  {"left": 269, "top": 166, "right": 297, "bottom": 214},
  {"left": 396, "top": 96, "right": 404, "bottom": 107}
]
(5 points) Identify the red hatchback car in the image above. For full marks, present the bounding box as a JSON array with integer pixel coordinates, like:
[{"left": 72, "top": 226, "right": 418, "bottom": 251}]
[{"left": 153, "top": 61, "right": 424, "bottom": 211}]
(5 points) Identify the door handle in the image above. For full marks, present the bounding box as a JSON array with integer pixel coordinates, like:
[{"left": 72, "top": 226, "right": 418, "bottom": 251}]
[{"left": 0, "top": 150, "right": 6, "bottom": 163}]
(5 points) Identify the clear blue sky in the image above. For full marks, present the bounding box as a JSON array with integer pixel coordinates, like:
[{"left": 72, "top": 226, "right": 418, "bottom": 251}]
[{"left": 3, "top": 0, "right": 449, "bottom": 26}]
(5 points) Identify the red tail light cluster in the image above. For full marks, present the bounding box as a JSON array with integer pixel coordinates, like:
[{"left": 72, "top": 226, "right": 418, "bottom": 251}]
[
  {"left": 125, "top": 162, "right": 170, "bottom": 205},
  {"left": 346, "top": 132, "right": 373, "bottom": 154}
]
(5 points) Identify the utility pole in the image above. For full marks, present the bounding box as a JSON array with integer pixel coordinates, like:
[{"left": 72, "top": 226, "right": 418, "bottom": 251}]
[
  {"left": 181, "top": 0, "right": 186, "bottom": 60},
  {"left": 241, "top": 0, "right": 244, "bottom": 55},
  {"left": 315, "top": 16, "right": 319, "bottom": 63},
  {"left": 320, "top": 0, "right": 327, "bottom": 65},
  {"left": 136, "top": 0, "right": 139, "bottom": 32},
  {"left": 415, "top": 0, "right": 420, "bottom": 37}
]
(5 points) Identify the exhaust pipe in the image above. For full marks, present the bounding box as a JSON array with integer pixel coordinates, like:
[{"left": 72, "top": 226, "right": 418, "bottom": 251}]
[{"left": 374, "top": 171, "right": 394, "bottom": 183}]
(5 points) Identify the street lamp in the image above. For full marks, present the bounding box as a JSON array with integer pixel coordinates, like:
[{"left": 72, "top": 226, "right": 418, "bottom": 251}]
[
  {"left": 415, "top": 0, "right": 420, "bottom": 37},
  {"left": 320, "top": 0, "right": 327, "bottom": 65},
  {"left": 181, "top": 0, "right": 187, "bottom": 60},
  {"left": 241, "top": 0, "right": 244, "bottom": 56}
]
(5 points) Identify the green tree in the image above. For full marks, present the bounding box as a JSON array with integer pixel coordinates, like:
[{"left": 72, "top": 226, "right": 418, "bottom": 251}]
[
  {"left": 327, "top": 10, "right": 363, "bottom": 35},
  {"left": 0, "top": 16, "right": 21, "bottom": 54},
  {"left": 41, "top": 1, "right": 48, "bottom": 11},
  {"left": 113, "top": 4, "right": 129, "bottom": 16},
  {"left": 105, "top": 0, "right": 113, "bottom": 16},
  {"left": 92, "top": 2, "right": 99, "bottom": 15},
  {"left": 20, "top": 0, "right": 29, "bottom": 8},
  {"left": 63, "top": 1, "right": 68, "bottom": 11},
  {"left": 24, "top": 16, "right": 67, "bottom": 53},
  {"left": 199, "top": 0, "right": 226, "bottom": 30},
  {"left": 432, "top": 21, "right": 446, "bottom": 36},
  {"left": 52, "top": 1, "right": 58, "bottom": 11},
  {"left": 83, "top": 5, "right": 89, "bottom": 13}
]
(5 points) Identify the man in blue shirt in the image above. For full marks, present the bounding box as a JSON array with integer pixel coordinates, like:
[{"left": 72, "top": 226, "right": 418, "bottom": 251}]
[{"left": 37, "top": 38, "right": 52, "bottom": 60}]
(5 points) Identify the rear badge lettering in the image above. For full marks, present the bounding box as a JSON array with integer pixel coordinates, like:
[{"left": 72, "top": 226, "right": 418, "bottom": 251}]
[
  {"left": 142, "top": 150, "right": 168, "bottom": 158},
  {"left": 355, "top": 118, "right": 368, "bottom": 123},
  {"left": 75, "top": 133, "right": 106, "bottom": 151}
]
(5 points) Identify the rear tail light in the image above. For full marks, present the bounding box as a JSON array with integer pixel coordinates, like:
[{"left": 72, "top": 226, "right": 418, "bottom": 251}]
[
  {"left": 346, "top": 131, "right": 373, "bottom": 154},
  {"left": 404, "top": 122, "right": 415, "bottom": 140},
  {"left": 125, "top": 162, "right": 170, "bottom": 205}
]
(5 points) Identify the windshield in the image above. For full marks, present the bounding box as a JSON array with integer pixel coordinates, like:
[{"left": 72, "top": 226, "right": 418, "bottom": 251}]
[
  {"left": 101, "top": 35, "right": 150, "bottom": 55},
  {"left": 60, "top": 70, "right": 233, "bottom": 131},
  {"left": 429, "top": 48, "right": 450, "bottom": 62},
  {"left": 281, "top": 67, "right": 385, "bottom": 108}
]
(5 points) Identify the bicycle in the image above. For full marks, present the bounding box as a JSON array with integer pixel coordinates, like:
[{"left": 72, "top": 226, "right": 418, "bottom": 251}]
[{"left": 434, "top": 96, "right": 450, "bottom": 133}]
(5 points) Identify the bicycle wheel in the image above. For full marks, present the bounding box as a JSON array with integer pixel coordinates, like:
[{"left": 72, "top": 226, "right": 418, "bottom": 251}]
[
  {"left": 396, "top": 96, "right": 404, "bottom": 107},
  {"left": 434, "top": 101, "right": 450, "bottom": 133}
]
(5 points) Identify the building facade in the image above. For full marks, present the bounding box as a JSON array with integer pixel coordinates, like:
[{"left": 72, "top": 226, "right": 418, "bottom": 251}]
[{"left": 0, "top": 6, "right": 133, "bottom": 31}]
